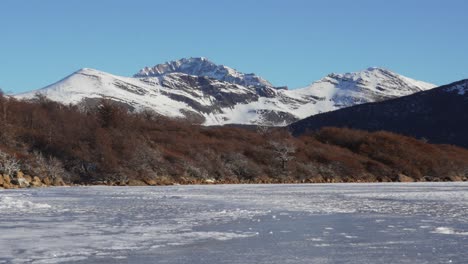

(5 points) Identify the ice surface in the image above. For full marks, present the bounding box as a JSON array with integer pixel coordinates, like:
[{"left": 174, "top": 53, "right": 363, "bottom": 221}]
[
  {"left": 1, "top": 183, "right": 467, "bottom": 263},
  {"left": 432, "top": 227, "right": 468, "bottom": 236},
  {"left": 0, "top": 195, "right": 51, "bottom": 211}
]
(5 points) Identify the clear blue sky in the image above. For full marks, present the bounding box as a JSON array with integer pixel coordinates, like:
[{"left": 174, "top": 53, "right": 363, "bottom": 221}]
[{"left": 1, "top": 0, "right": 467, "bottom": 93}]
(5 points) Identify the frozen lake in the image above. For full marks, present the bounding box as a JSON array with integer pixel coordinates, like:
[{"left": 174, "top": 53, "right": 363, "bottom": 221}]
[{"left": 1, "top": 183, "right": 467, "bottom": 264}]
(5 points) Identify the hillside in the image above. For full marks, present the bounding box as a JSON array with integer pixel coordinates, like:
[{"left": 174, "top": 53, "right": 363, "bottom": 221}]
[
  {"left": 289, "top": 80, "right": 468, "bottom": 148},
  {"left": 1, "top": 93, "right": 467, "bottom": 188}
]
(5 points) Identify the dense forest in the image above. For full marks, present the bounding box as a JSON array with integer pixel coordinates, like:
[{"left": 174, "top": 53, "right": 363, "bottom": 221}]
[{"left": 1, "top": 92, "right": 468, "bottom": 188}]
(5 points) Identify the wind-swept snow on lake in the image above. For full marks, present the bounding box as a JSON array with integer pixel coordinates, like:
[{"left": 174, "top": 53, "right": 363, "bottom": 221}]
[{"left": 1, "top": 183, "right": 467, "bottom": 264}]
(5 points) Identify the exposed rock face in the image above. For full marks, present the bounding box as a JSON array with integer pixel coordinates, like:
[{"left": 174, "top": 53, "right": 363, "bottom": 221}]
[
  {"left": 42, "top": 177, "right": 51, "bottom": 186},
  {"left": 31, "top": 176, "right": 43, "bottom": 187},
  {"left": 24, "top": 175, "right": 33, "bottom": 183},
  {"left": 8, "top": 171, "right": 31, "bottom": 188},
  {"left": 2, "top": 174, "right": 11, "bottom": 189},
  {"left": 134, "top": 57, "right": 274, "bottom": 89},
  {"left": 143, "top": 178, "right": 157, "bottom": 186},
  {"left": 204, "top": 178, "right": 216, "bottom": 184},
  {"left": 0, "top": 173, "right": 69, "bottom": 188},
  {"left": 1, "top": 183, "right": 12, "bottom": 189},
  {"left": 127, "top": 179, "right": 147, "bottom": 186},
  {"left": 16, "top": 178, "right": 30, "bottom": 188},
  {"left": 448, "top": 175, "right": 464, "bottom": 182},
  {"left": 52, "top": 177, "right": 65, "bottom": 186},
  {"left": 16, "top": 171, "right": 24, "bottom": 179},
  {"left": 4, "top": 174, "right": 11, "bottom": 184}
]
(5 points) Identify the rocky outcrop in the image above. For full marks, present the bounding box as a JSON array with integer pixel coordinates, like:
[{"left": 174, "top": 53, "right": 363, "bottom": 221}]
[
  {"left": 127, "top": 179, "right": 147, "bottom": 186},
  {"left": 13, "top": 171, "right": 30, "bottom": 188},
  {"left": 16, "top": 178, "right": 30, "bottom": 188},
  {"left": 0, "top": 171, "right": 67, "bottom": 189},
  {"left": 0, "top": 174, "right": 11, "bottom": 189},
  {"left": 398, "top": 174, "right": 415, "bottom": 183},
  {"left": 52, "top": 177, "right": 66, "bottom": 186},
  {"left": 42, "top": 177, "right": 51, "bottom": 186},
  {"left": 142, "top": 178, "right": 157, "bottom": 186},
  {"left": 31, "top": 176, "right": 43, "bottom": 187},
  {"left": 447, "top": 175, "right": 466, "bottom": 182}
]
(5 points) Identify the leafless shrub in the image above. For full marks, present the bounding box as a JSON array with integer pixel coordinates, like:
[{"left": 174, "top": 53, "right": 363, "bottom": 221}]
[
  {"left": 222, "top": 152, "right": 260, "bottom": 180},
  {"left": 223, "top": 153, "right": 248, "bottom": 177},
  {"left": 183, "top": 162, "right": 208, "bottom": 179},
  {"left": 31, "top": 151, "right": 65, "bottom": 180},
  {"left": 269, "top": 140, "right": 296, "bottom": 170},
  {"left": 128, "top": 144, "right": 162, "bottom": 172},
  {"left": 0, "top": 151, "right": 20, "bottom": 176},
  {"left": 256, "top": 125, "right": 271, "bottom": 135}
]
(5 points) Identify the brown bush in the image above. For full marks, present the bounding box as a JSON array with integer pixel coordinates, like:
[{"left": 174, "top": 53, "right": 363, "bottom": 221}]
[{"left": 1, "top": 92, "right": 468, "bottom": 184}]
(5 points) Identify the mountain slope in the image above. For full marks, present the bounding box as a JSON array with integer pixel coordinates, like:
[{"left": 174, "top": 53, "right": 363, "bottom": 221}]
[
  {"left": 295, "top": 67, "right": 435, "bottom": 108},
  {"left": 289, "top": 80, "right": 468, "bottom": 147},
  {"left": 14, "top": 58, "right": 436, "bottom": 126},
  {"left": 15, "top": 68, "right": 192, "bottom": 117}
]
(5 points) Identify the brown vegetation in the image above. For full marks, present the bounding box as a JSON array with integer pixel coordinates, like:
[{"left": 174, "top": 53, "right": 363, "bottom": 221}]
[{"left": 0, "top": 92, "right": 467, "bottom": 187}]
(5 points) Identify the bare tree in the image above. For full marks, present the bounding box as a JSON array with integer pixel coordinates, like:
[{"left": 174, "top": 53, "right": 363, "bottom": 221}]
[
  {"left": 0, "top": 89, "right": 8, "bottom": 122},
  {"left": 32, "top": 152, "right": 65, "bottom": 180},
  {"left": 0, "top": 151, "right": 21, "bottom": 176},
  {"left": 128, "top": 144, "right": 162, "bottom": 172},
  {"left": 269, "top": 141, "right": 296, "bottom": 170},
  {"left": 183, "top": 162, "right": 208, "bottom": 179},
  {"left": 256, "top": 125, "right": 271, "bottom": 135},
  {"left": 222, "top": 152, "right": 257, "bottom": 180},
  {"left": 46, "top": 157, "right": 66, "bottom": 180}
]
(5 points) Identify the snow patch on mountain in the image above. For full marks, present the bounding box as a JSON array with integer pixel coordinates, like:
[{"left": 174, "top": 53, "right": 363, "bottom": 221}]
[
  {"left": 294, "top": 67, "right": 436, "bottom": 109},
  {"left": 445, "top": 80, "right": 468, "bottom": 95}
]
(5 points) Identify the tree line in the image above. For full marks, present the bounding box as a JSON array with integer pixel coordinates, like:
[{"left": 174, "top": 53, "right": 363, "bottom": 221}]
[{"left": 1, "top": 92, "right": 468, "bottom": 185}]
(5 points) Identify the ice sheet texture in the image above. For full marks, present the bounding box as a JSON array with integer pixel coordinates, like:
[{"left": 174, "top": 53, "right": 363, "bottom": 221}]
[{"left": 1, "top": 183, "right": 467, "bottom": 263}]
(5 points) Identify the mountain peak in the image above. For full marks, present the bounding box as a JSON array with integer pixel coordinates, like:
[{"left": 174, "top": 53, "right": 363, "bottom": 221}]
[
  {"left": 363, "top": 67, "right": 404, "bottom": 78},
  {"left": 134, "top": 57, "right": 273, "bottom": 88},
  {"left": 75, "top": 68, "right": 100, "bottom": 74},
  {"left": 325, "top": 67, "right": 391, "bottom": 79},
  {"left": 301, "top": 67, "right": 436, "bottom": 109},
  {"left": 366, "top": 66, "right": 389, "bottom": 72},
  {"left": 322, "top": 67, "right": 435, "bottom": 91},
  {"left": 73, "top": 68, "right": 118, "bottom": 77}
]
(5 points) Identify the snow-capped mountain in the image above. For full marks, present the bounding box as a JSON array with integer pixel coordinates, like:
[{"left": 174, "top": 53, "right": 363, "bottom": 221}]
[
  {"left": 289, "top": 79, "right": 468, "bottom": 147},
  {"left": 294, "top": 67, "right": 435, "bottom": 108},
  {"left": 14, "top": 58, "right": 436, "bottom": 126}
]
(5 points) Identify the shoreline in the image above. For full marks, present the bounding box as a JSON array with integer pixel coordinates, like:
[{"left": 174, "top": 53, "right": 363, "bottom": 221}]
[{"left": 2, "top": 178, "right": 467, "bottom": 190}]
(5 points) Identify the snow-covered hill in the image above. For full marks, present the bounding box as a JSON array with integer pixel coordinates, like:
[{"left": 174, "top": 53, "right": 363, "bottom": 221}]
[
  {"left": 14, "top": 58, "right": 436, "bottom": 126},
  {"left": 289, "top": 79, "right": 468, "bottom": 147},
  {"left": 293, "top": 67, "right": 435, "bottom": 109}
]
